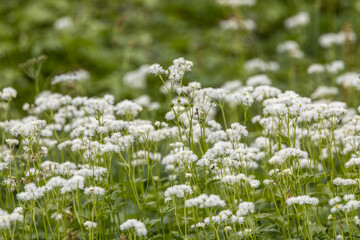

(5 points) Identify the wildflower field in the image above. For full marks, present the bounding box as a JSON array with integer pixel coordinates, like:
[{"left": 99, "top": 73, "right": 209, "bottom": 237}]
[{"left": 1, "top": 0, "right": 360, "bottom": 239}]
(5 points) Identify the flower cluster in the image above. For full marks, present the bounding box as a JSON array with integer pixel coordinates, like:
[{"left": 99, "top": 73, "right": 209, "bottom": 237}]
[
  {"left": 120, "top": 219, "right": 147, "bottom": 236},
  {"left": 2, "top": 44, "right": 360, "bottom": 239}
]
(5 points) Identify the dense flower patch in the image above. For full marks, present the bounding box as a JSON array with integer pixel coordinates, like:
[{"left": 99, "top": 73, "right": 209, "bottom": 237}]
[{"left": 1, "top": 55, "right": 360, "bottom": 239}]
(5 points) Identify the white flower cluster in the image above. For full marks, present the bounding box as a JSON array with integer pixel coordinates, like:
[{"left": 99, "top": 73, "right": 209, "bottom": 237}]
[
  {"left": 329, "top": 195, "right": 360, "bottom": 214},
  {"left": 284, "top": 12, "right": 310, "bottom": 29},
  {"left": 0, "top": 87, "right": 17, "bottom": 101},
  {"left": 268, "top": 168, "right": 293, "bottom": 176},
  {"left": 307, "top": 64, "right": 325, "bottom": 75},
  {"left": 16, "top": 183, "right": 45, "bottom": 201},
  {"left": 204, "top": 210, "right": 233, "bottom": 225},
  {"left": 51, "top": 69, "right": 89, "bottom": 85},
  {"left": 311, "top": 86, "right": 339, "bottom": 99},
  {"left": 192, "top": 202, "right": 255, "bottom": 228},
  {"left": 185, "top": 194, "right": 225, "bottom": 208},
  {"left": 149, "top": 57, "right": 193, "bottom": 84},
  {"left": 54, "top": 16, "right": 73, "bottom": 30},
  {"left": 246, "top": 74, "right": 272, "bottom": 86},
  {"left": 4, "top": 50, "right": 360, "bottom": 238},
  {"left": 164, "top": 184, "right": 193, "bottom": 202},
  {"left": 219, "top": 18, "right": 256, "bottom": 31},
  {"left": 319, "top": 31, "right": 357, "bottom": 48},
  {"left": 120, "top": 219, "right": 147, "bottom": 236},
  {"left": 0, "top": 207, "right": 24, "bottom": 229},
  {"left": 252, "top": 86, "right": 281, "bottom": 101},
  {"left": 326, "top": 60, "right": 345, "bottom": 74},
  {"left": 332, "top": 177, "right": 358, "bottom": 186},
  {"left": 115, "top": 100, "right": 143, "bottom": 118},
  {"left": 10, "top": 120, "right": 46, "bottom": 138},
  {"left": 336, "top": 72, "right": 360, "bottom": 89},
  {"left": 123, "top": 65, "right": 149, "bottom": 89},
  {"left": 227, "top": 123, "right": 248, "bottom": 141},
  {"left": 277, "top": 40, "right": 304, "bottom": 58},
  {"left": 221, "top": 174, "right": 260, "bottom": 188},
  {"left": 286, "top": 195, "right": 319, "bottom": 206},
  {"left": 345, "top": 157, "right": 360, "bottom": 168},
  {"left": 51, "top": 212, "right": 63, "bottom": 221},
  {"left": 16, "top": 174, "right": 88, "bottom": 201},
  {"left": 269, "top": 148, "right": 308, "bottom": 165},
  {"left": 236, "top": 202, "right": 255, "bottom": 216},
  {"left": 84, "top": 186, "right": 105, "bottom": 196},
  {"left": 329, "top": 196, "right": 342, "bottom": 206},
  {"left": 244, "top": 58, "right": 279, "bottom": 72},
  {"left": 84, "top": 221, "right": 97, "bottom": 229}
]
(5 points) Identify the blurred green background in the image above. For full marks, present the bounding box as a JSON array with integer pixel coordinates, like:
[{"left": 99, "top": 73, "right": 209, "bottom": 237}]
[{"left": 1, "top": 0, "right": 360, "bottom": 114}]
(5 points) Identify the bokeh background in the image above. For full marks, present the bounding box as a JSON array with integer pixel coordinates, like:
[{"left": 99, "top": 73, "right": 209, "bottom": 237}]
[{"left": 1, "top": 0, "right": 360, "bottom": 115}]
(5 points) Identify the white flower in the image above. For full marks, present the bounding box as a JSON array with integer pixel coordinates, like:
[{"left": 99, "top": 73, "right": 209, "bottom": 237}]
[
  {"left": 51, "top": 70, "right": 89, "bottom": 85},
  {"left": 220, "top": 18, "right": 240, "bottom": 30},
  {"left": 226, "top": 123, "right": 248, "bottom": 142},
  {"left": 284, "top": 12, "right": 310, "bottom": 29},
  {"left": 166, "top": 58, "right": 193, "bottom": 83},
  {"left": 185, "top": 194, "right": 225, "bottom": 208},
  {"left": 249, "top": 179, "right": 260, "bottom": 188},
  {"left": 17, "top": 183, "right": 45, "bottom": 202},
  {"left": 164, "top": 185, "right": 193, "bottom": 201},
  {"left": 224, "top": 226, "right": 232, "bottom": 231},
  {"left": 60, "top": 175, "right": 85, "bottom": 194},
  {"left": 345, "top": 157, "right": 360, "bottom": 168},
  {"left": 244, "top": 58, "right": 279, "bottom": 72},
  {"left": 286, "top": 195, "right": 319, "bottom": 206},
  {"left": 120, "top": 219, "right": 147, "bottom": 236},
  {"left": 252, "top": 86, "right": 281, "bottom": 101},
  {"left": 354, "top": 216, "right": 360, "bottom": 225},
  {"left": 333, "top": 177, "right": 357, "bottom": 186},
  {"left": 330, "top": 204, "right": 343, "bottom": 213},
  {"left": 336, "top": 235, "right": 343, "bottom": 240},
  {"left": 277, "top": 41, "right": 304, "bottom": 58},
  {"left": 307, "top": 64, "right": 325, "bottom": 75},
  {"left": 263, "top": 179, "right": 274, "bottom": 185},
  {"left": 191, "top": 222, "right": 206, "bottom": 228},
  {"left": 343, "top": 194, "right": 355, "bottom": 202},
  {"left": 246, "top": 74, "right": 272, "bottom": 86},
  {"left": 319, "top": 31, "right": 356, "bottom": 48},
  {"left": 0, "top": 208, "right": 24, "bottom": 229},
  {"left": 149, "top": 64, "right": 166, "bottom": 75},
  {"left": 329, "top": 196, "right": 341, "bottom": 206},
  {"left": 83, "top": 221, "right": 97, "bottom": 229},
  {"left": 227, "top": 91, "right": 254, "bottom": 108},
  {"left": 343, "top": 200, "right": 360, "bottom": 212},
  {"left": 336, "top": 72, "right": 360, "bottom": 89},
  {"left": 5, "top": 139, "right": 19, "bottom": 146},
  {"left": 115, "top": 100, "right": 143, "bottom": 118},
  {"left": 0, "top": 87, "right": 17, "bottom": 101},
  {"left": 124, "top": 65, "right": 149, "bottom": 89},
  {"left": 237, "top": 202, "right": 255, "bottom": 216},
  {"left": 269, "top": 148, "right": 308, "bottom": 165},
  {"left": 311, "top": 86, "right": 338, "bottom": 99},
  {"left": 326, "top": 60, "right": 344, "bottom": 74},
  {"left": 84, "top": 186, "right": 105, "bottom": 196},
  {"left": 51, "top": 212, "right": 63, "bottom": 221},
  {"left": 231, "top": 215, "right": 245, "bottom": 224},
  {"left": 54, "top": 16, "right": 73, "bottom": 30}
]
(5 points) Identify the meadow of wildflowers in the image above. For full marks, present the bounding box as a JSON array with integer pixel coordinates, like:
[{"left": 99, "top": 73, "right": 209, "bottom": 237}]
[{"left": 1, "top": 0, "right": 360, "bottom": 239}]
